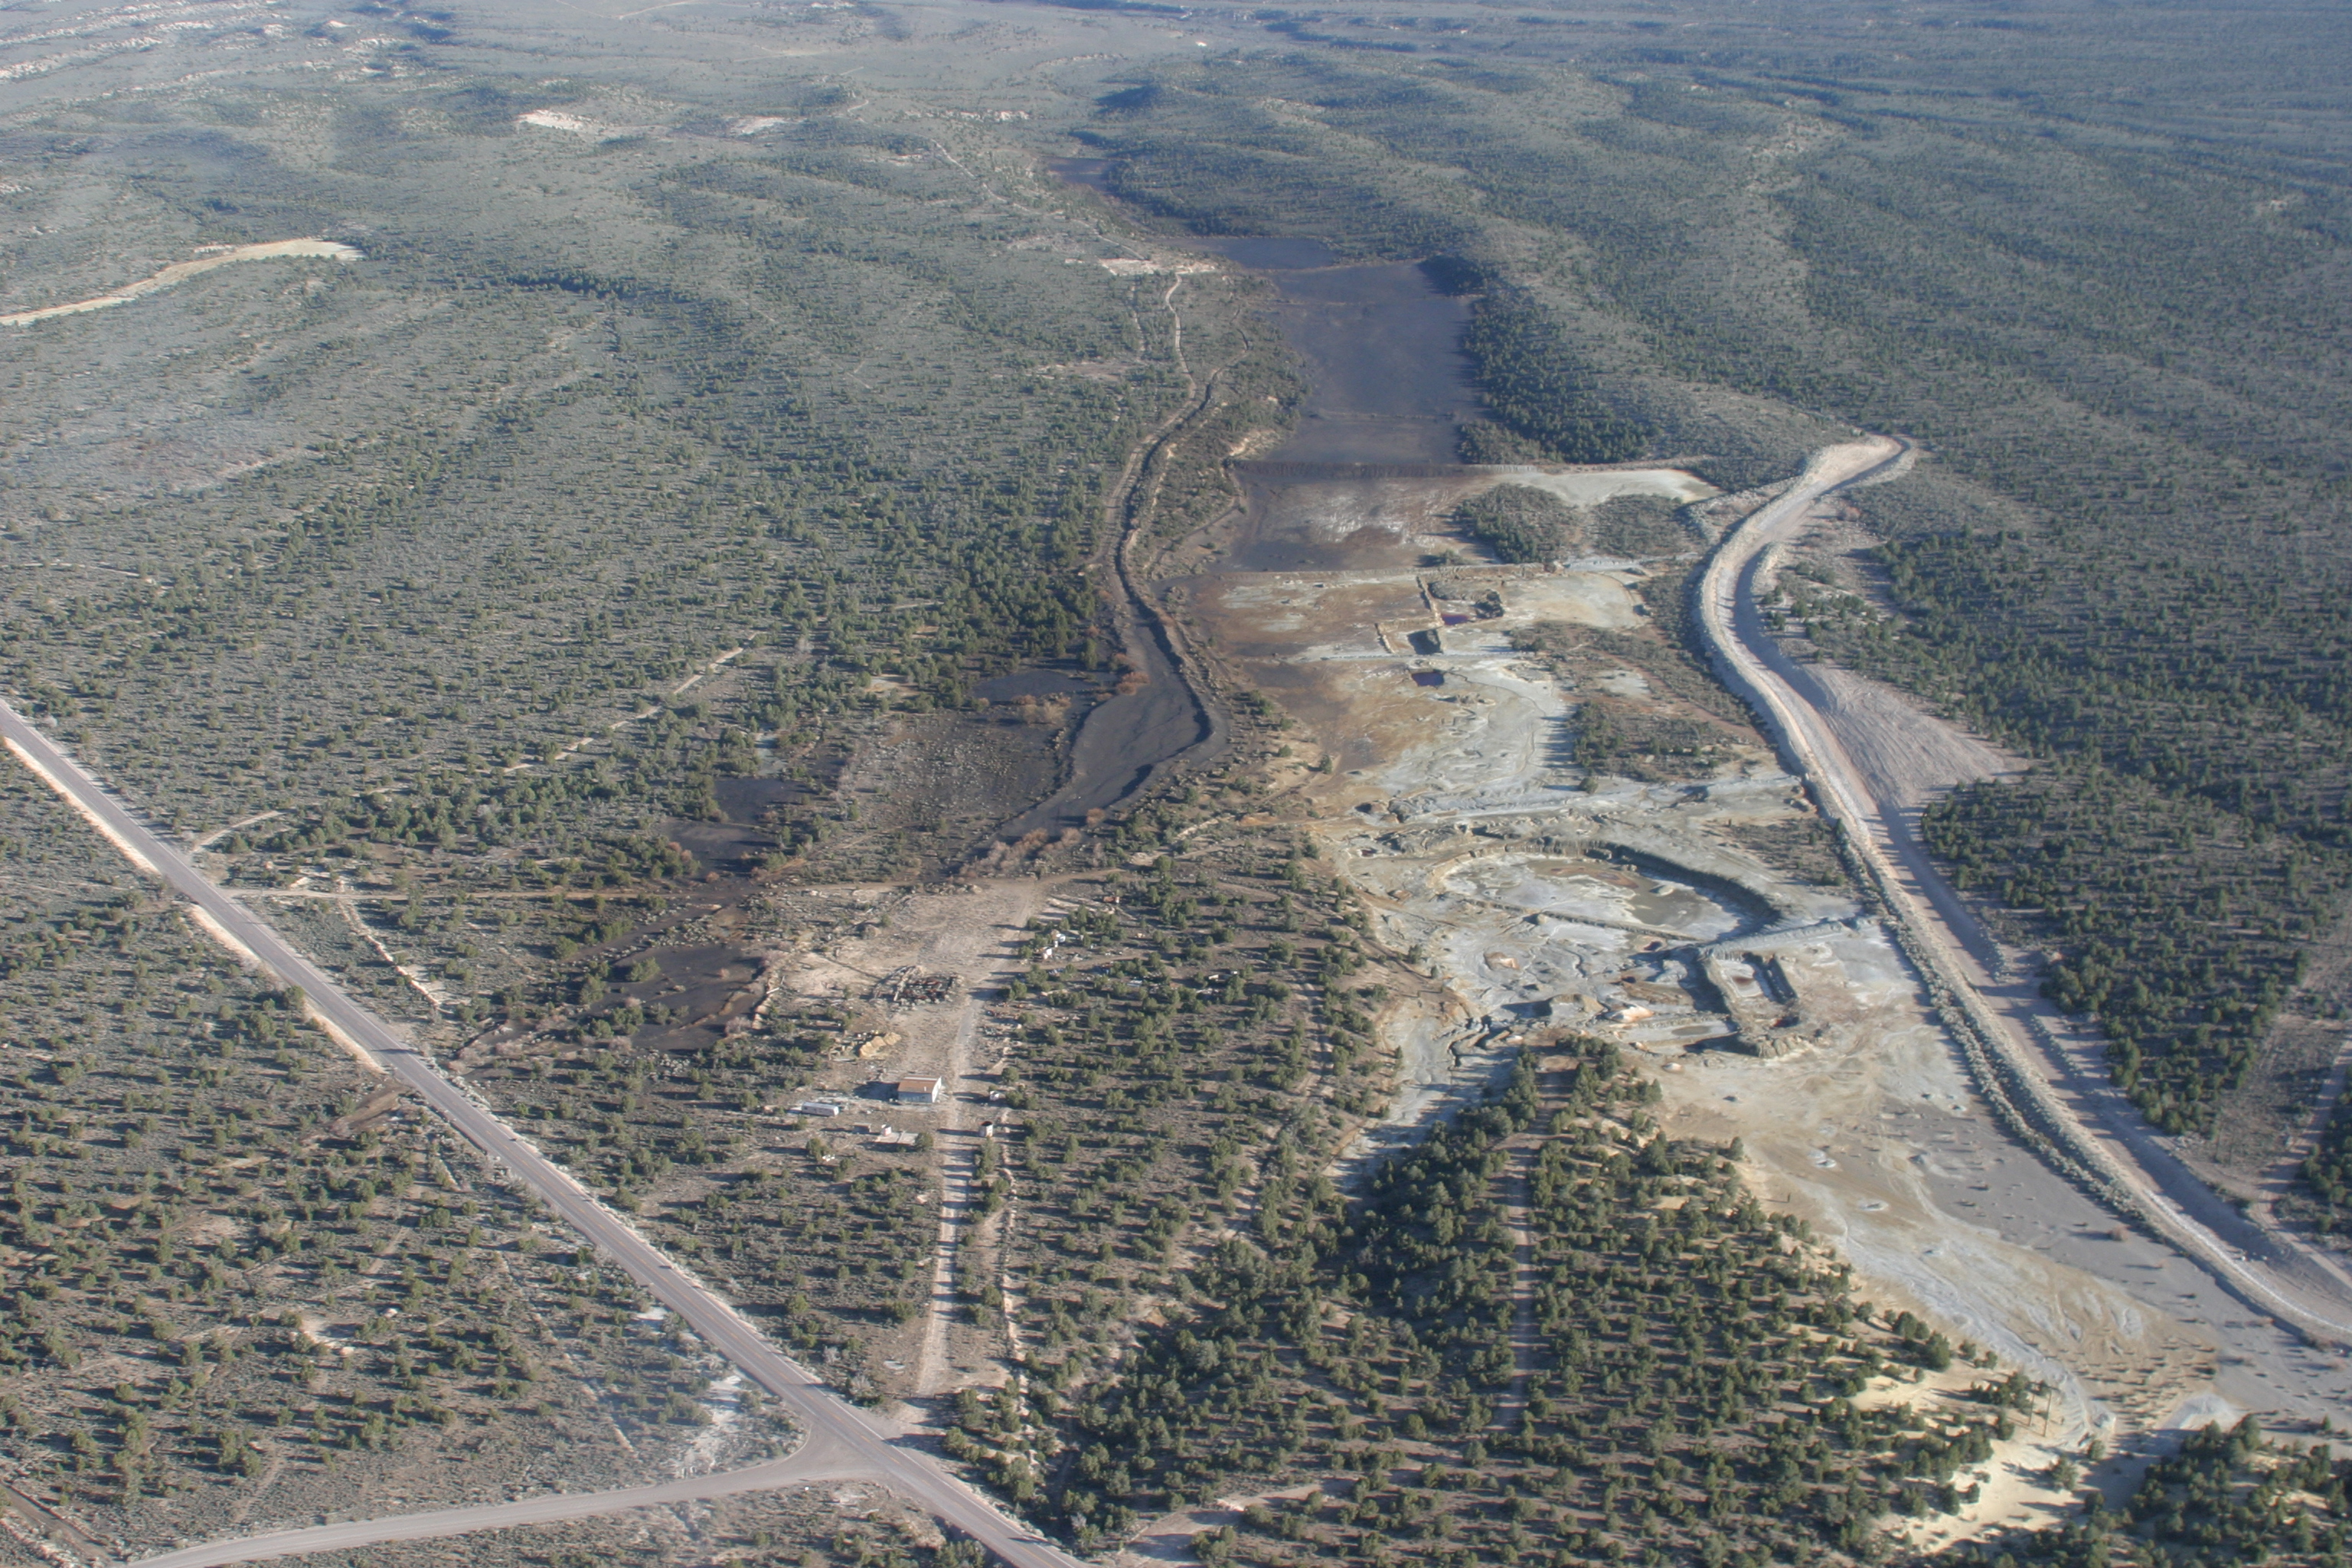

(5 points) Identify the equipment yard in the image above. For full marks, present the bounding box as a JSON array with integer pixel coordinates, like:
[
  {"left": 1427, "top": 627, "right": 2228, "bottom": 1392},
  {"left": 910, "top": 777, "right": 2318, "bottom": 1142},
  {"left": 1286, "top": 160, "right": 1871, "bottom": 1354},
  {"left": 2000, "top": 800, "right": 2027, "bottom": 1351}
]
[{"left": 1174, "top": 449, "right": 2352, "bottom": 1501}]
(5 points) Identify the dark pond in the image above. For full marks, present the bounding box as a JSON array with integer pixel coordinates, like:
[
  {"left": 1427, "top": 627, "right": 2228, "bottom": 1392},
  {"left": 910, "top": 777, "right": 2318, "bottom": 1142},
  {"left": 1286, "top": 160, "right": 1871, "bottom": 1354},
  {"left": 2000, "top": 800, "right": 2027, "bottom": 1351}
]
[
  {"left": 977, "top": 660, "right": 1202, "bottom": 841},
  {"left": 670, "top": 778, "right": 792, "bottom": 871},
  {"left": 989, "top": 165, "right": 1486, "bottom": 841},
  {"left": 713, "top": 776, "right": 803, "bottom": 822},
  {"left": 1046, "top": 156, "right": 1116, "bottom": 197},
  {"left": 991, "top": 644, "right": 1201, "bottom": 841},
  {"left": 1191, "top": 236, "right": 1481, "bottom": 466}
]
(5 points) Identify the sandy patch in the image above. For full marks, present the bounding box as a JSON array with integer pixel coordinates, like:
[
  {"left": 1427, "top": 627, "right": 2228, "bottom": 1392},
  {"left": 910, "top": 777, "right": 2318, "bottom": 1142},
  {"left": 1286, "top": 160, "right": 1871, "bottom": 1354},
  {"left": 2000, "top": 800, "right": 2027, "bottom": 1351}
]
[
  {"left": 518, "top": 109, "right": 602, "bottom": 134},
  {"left": 1498, "top": 573, "right": 1644, "bottom": 632},
  {"left": 0, "top": 239, "right": 360, "bottom": 327},
  {"left": 1470, "top": 465, "right": 1720, "bottom": 508}
]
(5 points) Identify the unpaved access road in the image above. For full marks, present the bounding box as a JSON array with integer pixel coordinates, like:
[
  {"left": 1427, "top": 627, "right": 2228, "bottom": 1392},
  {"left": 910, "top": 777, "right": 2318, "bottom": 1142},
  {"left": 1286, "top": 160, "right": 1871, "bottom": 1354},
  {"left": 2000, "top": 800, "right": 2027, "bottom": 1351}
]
[
  {"left": 0, "top": 697, "right": 1083, "bottom": 1568},
  {"left": 1697, "top": 436, "right": 2352, "bottom": 1347},
  {"left": 125, "top": 1451, "right": 844, "bottom": 1568},
  {"left": 0, "top": 239, "right": 360, "bottom": 327}
]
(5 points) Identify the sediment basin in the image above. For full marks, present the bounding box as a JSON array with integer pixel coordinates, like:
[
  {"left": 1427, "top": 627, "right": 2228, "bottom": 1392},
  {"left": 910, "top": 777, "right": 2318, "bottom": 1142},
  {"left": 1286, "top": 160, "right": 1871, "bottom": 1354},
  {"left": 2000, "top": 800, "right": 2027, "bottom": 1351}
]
[
  {"left": 1000, "top": 214, "right": 1486, "bottom": 838},
  {"left": 1191, "top": 237, "right": 1481, "bottom": 466}
]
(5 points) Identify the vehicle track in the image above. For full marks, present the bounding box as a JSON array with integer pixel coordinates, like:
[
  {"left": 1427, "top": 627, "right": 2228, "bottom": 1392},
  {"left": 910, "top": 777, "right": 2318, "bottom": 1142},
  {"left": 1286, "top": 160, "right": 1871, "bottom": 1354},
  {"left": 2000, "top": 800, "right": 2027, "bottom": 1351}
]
[
  {"left": 126, "top": 1452, "right": 845, "bottom": 1568},
  {"left": 0, "top": 239, "right": 359, "bottom": 328},
  {"left": 0, "top": 703, "right": 1086, "bottom": 1568}
]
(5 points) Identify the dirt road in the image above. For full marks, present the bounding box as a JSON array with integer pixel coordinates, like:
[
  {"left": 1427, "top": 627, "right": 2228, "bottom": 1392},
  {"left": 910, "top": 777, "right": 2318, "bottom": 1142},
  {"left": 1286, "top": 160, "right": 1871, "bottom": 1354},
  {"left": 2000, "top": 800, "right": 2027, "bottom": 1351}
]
[
  {"left": 1695, "top": 436, "right": 2352, "bottom": 1345},
  {"left": 0, "top": 239, "right": 360, "bottom": 327},
  {"left": 126, "top": 1450, "right": 849, "bottom": 1568}
]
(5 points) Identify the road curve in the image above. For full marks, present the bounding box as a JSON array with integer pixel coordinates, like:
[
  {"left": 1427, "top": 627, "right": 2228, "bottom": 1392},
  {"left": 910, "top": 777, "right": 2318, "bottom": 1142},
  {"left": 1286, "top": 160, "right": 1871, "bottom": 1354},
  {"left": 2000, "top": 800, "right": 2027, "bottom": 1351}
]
[
  {"left": 1694, "top": 438, "right": 2352, "bottom": 1347},
  {"left": 0, "top": 701, "right": 1086, "bottom": 1568},
  {"left": 127, "top": 1451, "right": 854, "bottom": 1568}
]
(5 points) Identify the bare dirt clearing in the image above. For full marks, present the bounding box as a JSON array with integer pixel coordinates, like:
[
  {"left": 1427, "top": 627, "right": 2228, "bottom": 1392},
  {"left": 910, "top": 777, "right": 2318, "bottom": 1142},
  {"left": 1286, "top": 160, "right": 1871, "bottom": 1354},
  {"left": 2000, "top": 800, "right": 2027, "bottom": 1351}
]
[
  {"left": 774, "top": 886, "right": 1045, "bottom": 1325},
  {"left": 0, "top": 239, "right": 360, "bottom": 327}
]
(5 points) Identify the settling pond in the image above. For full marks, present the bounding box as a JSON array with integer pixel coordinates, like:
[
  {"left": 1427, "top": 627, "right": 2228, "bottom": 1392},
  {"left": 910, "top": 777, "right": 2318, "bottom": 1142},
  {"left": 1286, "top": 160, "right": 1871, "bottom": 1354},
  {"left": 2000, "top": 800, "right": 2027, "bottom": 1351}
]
[{"left": 998, "top": 175, "right": 1485, "bottom": 836}]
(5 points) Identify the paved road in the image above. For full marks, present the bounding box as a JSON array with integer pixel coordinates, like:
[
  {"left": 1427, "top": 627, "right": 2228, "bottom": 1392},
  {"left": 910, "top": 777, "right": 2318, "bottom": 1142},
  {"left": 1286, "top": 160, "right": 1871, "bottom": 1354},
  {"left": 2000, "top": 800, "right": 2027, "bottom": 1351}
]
[
  {"left": 1694, "top": 437, "right": 2352, "bottom": 1346},
  {"left": 0, "top": 701, "right": 1087, "bottom": 1568}
]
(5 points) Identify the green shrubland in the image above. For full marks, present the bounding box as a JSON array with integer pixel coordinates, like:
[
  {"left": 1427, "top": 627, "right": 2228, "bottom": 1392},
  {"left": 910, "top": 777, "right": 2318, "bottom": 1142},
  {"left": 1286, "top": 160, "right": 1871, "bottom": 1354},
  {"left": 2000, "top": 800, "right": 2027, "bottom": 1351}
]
[
  {"left": 1025, "top": 1038, "right": 2010, "bottom": 1563},
  {"left": 1059, "top": 16, "right": 2352, "bottom": 1196}
]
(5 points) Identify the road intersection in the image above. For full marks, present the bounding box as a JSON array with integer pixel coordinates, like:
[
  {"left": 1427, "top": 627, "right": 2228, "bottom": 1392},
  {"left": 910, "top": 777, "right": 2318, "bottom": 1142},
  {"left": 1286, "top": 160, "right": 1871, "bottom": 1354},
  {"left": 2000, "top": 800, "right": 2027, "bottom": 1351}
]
[{"left": 0, "top": 701, "right": 1083, "bottom": 1568}]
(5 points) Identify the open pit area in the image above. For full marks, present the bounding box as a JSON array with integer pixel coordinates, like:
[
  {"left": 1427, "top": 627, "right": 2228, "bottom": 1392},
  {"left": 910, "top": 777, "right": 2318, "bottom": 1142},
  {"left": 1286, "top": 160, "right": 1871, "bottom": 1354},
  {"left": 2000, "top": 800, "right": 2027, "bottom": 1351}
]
[{"left": 1171, "top": 460, "right": 2352, "bottom": 1501}]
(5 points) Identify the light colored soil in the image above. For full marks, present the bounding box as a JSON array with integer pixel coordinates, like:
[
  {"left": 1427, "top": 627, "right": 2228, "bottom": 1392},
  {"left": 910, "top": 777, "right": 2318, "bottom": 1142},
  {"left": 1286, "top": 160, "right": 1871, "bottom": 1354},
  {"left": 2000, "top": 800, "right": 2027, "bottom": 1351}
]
[
  {"left": 1187, "top": 462, "right": 2352, "bottom": 1540},
  {"left": 768, "top": 878, "right": 1051, "bottom": 1406},
  {"left": 0, "top": 238, "right": 359, "bottom": 326},
  {"left": 1779, "top": 658, "right": 2020, "bottom": 812},
  {"left": 1663, "top": 1021, "right": 2222, "bottom": 1444},
  {"left": 1861, "top": 1363, "right": 2082, "bottom": 1553}
]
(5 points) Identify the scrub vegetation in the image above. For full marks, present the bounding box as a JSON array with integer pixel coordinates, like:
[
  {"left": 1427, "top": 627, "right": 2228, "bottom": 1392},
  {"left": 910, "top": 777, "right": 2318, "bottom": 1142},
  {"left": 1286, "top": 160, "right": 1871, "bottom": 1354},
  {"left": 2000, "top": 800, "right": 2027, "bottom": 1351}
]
[
  {"left": 462, "top": 1027, "right": 942, "bottom": 1405},
  {"left": 877, "top": 782, "right": 2015, "bottom": 1566},
  {"left": 1455, "top": 487, "right": 1576, "bottom": 565},
  {"left": 1018, "top": 1037, "right": 2017, "bottom": 1563},
  {"left": 1455, "top": 488, "right": 1693, "bottom": 568},
  {"left": 0, "top": 769, "right": 761, "bottom": 1556},
  {"left": 1962, "top": 1418, "right": 2352, "bottom": 1568},
  {"left": 7, "top": 0, "right": 2347, "bottom": 1560},
  {"left": 1060, "top": 0, "right": 2352, "bottom": 1211},
  {"left": 0, "top": 5, "right": 1265, "bottom": 1544},
  {"left": 0, "top": 41, "right": 1229, "bottom": 939}
]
